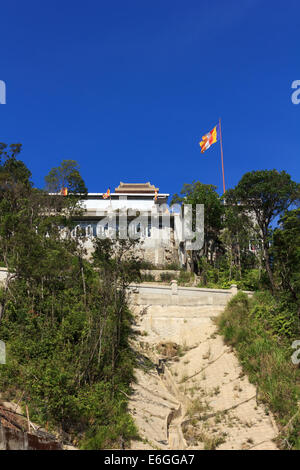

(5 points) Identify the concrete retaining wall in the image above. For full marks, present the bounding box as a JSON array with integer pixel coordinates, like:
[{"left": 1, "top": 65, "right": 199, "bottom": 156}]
[
  {"left": 129, "top": 282, "right": 242, "bottom": 307},
  {"left": 0, "top": 267, "right": 253, "bottom": 305}
]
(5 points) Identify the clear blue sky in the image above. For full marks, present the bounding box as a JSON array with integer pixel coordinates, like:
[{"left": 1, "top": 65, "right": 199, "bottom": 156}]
[{"left": 0, "top": 0, "right": 299, "bottom": 196}]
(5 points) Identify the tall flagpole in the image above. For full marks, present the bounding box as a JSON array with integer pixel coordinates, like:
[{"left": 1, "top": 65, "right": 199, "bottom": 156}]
[{"left": 219, "top": 118, "right": 226, "bottom": 194}]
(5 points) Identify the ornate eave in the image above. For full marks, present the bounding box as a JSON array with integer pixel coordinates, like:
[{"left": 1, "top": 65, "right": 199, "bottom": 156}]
[{"left": 115, "top": 182, "right": 159, "bottom": 194}]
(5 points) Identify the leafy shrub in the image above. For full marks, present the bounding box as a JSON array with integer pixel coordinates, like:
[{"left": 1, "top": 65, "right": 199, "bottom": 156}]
[
  {"left": 139, "top": 260, "right": 156, "bottom": 270},
  {"left": 141, "top": 273, "right": 155, "bottom": 282},
  {"left": 162, "top": 263, "right": 181, "bottom": 271},
  {"left": 250, "top": 291, "right": 299, "bottom": 338},
  {"left": 178, "top": 270, "right": 193, "bottom": 285},
  {"left": 238, "top": 269, "right": 262, "bottom": 291},
  {"left": 160, "top": 272, "right": 174, "bottom": 282}
]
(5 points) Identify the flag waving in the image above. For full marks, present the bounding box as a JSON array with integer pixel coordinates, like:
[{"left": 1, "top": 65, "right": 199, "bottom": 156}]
[
  {"left": 61, "top": 187, "right": 68, "bottom": 196},
  {"left": 199, "top": 123, "right": 220, "bottom": 154},
  {"left": 103, "top": 188, "right": 110, "bottom": 199}
]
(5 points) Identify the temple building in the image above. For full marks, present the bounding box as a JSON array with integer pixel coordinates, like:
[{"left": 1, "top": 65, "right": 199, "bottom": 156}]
[{"left": 72, "top": 182, "right": 185, "bottom": 267}]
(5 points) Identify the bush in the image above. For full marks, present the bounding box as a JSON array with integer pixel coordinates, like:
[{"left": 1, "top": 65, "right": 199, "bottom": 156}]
[
  {"left": 160, "top": 272, "right": 174, "bottom": 282},
  {"left": 139, "top": 260, "right": 156, "bottom": 270},
  {"left": 141, "top": 273, "right": 155, "bottom": 282},
  {"left": 162, "top": 263, "right": 180, "bottom": 271},
  {"left": 250, "top": 291, "right": 299, "bottom": 338},
  {"left": 178, "top": 270, "right": 193, "bottom": 285}
]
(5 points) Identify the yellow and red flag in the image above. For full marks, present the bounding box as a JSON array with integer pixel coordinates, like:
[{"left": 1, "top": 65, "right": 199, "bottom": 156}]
[
  {"left": 199, "top": 123, "right": 220, "bottom": 154},
  {"left": 61, "top": 187, "right": 68, "bottom": 196},
  {"left": 103, "top": 188, "right": 110, "bottom": 199},
  {"left": 154, "top": 189, "right": 158, "bottom": 202}
]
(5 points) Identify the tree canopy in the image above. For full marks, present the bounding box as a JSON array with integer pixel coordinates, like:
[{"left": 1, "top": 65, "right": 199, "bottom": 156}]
[
  {"left": 45, "top": 159, "right": 87, "bottom": 195},
  {"left": 172, "top": 182, "right": 223, "bottom": 270},
  {"left": 225, "top": 170, "right": 299, "bottom": 291}
]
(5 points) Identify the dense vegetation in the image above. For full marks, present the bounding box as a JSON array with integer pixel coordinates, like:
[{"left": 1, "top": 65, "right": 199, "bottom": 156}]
[
  {"left": 0, "top": 144, "right": 140, "bottom": 448},
  {"left": 173, "top": 173, "right": 299, "bottom": 291},
  {"left": 174, "top": 173, "right": 300, "bottom": 449},
  {"left": 0, "top": 142, "right": 299, "bottom": 449}
]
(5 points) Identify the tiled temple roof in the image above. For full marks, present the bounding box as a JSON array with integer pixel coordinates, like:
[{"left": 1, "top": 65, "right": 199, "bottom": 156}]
[{"left": 115, "top": 182, "right": 159, "bottom": 194}]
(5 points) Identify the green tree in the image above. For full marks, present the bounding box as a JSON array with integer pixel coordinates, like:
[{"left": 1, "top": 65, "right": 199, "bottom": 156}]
[
  {"left": 172, "top": 182, "right": 223, "bottom": 271},
  {"left": 273, "top": 208, "right": 300, "bottom": 302},
  {"left": 220, "top": 204, "right": 255, "bottom": 280},
  {"left": 0, "top": 152, "right": 139, "bottom": 447},
  {"left": 45, "top": 159, "right": 87, "bottom": 195},
  {"left": 0, "top": 142, "right": 23, "bottom": 161},
  {"left": 0, "top": 143, "right": 32, "bottom": 189},
  {"left": 226, "top": 170, "right": 299, "bottom": 292}
]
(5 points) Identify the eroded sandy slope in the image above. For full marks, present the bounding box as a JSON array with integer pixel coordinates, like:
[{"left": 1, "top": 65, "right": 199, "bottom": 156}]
[{"left": 129, "top": 304, "right": 278, "bottom": 450}]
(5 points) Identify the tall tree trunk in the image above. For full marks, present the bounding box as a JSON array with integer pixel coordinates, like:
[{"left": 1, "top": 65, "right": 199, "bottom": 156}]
[
  {"left": 263, "top": 238, "right": 275, "bottom": 293},
  {"left": 80, "top": 262, "right": 87, "bottom": 307},
  {"left": 229, "top": 246, "right": 233, "bottom": 280},
  {"left": 236, "top": 242, "right": 242, "bottom": 280}
]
